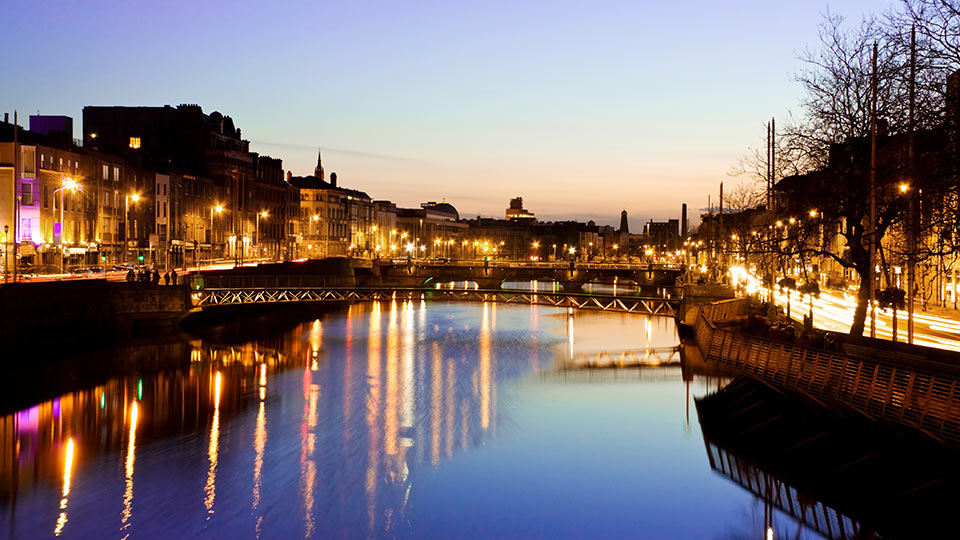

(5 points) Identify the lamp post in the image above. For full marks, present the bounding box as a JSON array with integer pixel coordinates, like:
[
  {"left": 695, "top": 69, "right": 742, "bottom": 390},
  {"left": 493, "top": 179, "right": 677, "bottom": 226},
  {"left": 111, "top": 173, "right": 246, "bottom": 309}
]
[
  {"left": 2, "top": 224, "right": 7, "bottom": 283},
  {"left": 122, "top": 191, "right": 140, "bottom": 265},
  {"left": 210, "top": 204, "right": 224, "bottom": 267},
  {"left": 55, "top": 178, "right": 79, "bottom": 273},
  {"left": 311, "top": 214, "right": 320, "bottom": 258},
  {"left": 256, "top": 210, "right": 268, "bottom": 261}
]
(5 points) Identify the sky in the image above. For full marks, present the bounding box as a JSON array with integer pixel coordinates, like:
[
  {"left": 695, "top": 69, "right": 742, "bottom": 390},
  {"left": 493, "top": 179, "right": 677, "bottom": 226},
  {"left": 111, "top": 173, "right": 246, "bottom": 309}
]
[{"left": 5, "top": 0, "right": 890, "bottom": 231}]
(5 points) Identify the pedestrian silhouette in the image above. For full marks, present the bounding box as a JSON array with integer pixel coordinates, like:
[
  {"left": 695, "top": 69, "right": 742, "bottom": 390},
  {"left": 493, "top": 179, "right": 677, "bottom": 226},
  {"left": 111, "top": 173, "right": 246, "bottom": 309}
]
[
  {"left": 171, "top": 269, "right": 178, "bottom": 285},
  {"left": 164, "top": 272, "right": 171, "bottom": 285},
  {"left": 126, "top": 269, "right": 135, "bottom": 282}
]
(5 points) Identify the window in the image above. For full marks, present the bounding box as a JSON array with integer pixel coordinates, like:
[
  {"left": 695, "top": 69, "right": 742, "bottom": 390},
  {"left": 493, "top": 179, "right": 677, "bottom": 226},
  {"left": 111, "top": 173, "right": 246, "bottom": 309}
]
[
  {"left": 43, "top": 185, "right": 49, "bottom": 209},
  {"left": 113, "top": 166, "right": 119, "bottom": 182},
  {"left": 163, "top": 202, "right": 167, "bottom": 218},
  {"left": 20, "top": 183, "right": 33, "bottom": 206},
  {"left": 21, "top": 147, "right": 35, "bottom": 177},
  {"left": 20, "top": 218, "right": 31, "bottom": 241},
  {"left": 129, "top": 137, "right": 141, "bottom": 149},
  {"left": 103, "top": 164, "right": 109, "bottom": 180}
]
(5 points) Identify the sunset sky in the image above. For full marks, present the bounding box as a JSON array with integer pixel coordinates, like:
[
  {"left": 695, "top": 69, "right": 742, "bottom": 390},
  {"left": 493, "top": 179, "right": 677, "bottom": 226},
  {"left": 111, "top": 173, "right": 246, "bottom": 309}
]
[{"left": 6, "top": 0, "right": 886, "bottom": 230}]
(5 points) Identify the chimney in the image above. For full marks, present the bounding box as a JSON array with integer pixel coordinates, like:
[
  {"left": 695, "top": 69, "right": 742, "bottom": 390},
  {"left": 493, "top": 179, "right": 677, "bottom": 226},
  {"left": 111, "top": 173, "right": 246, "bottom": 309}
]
[
  {"left": 286, "top": 171, "right": 292, "bottom": 182},
  {"left": 330, "top": 172, "right": 337, "bottom": 187},
  {"left": 681, "top": 203, "right": 687, "bottom": 239},
  {"left": 3, "top": 113, "right": 7, "bottom": 124}
]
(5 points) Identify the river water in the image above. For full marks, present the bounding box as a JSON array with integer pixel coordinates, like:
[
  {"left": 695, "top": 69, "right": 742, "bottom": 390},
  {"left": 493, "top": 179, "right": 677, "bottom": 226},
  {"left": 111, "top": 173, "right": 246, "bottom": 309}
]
[{"left": 0, "top": 300, "right": 818, "bottom": 539}]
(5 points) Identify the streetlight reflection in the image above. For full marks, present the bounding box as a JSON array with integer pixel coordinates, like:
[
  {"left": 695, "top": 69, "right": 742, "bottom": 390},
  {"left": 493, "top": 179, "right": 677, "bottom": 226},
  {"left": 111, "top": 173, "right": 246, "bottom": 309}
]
[{"left": 53, "top": 437, "right": 75, "bottom": 536}]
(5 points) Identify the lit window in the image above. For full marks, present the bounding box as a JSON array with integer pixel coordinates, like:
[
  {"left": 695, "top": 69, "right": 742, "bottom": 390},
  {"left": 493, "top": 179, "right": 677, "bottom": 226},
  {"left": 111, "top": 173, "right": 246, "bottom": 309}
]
[{"left": 129, "top": 137, "right": 141, "bottom": 149}]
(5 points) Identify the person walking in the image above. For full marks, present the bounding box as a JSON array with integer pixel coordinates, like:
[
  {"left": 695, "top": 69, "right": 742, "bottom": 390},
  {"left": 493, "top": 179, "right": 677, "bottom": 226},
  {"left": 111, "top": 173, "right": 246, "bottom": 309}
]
[
  {"left": 126, "top": 269, "right": 135, "bottom": 282},
  {"left": 152, "top": 269, "right": 161, "bottom": 285},
  {"left": 171, "top": 269, "right": 178, "bottom": 285},
  {"left": 164, "top": 272, "right": 171, "bottom": 285}
]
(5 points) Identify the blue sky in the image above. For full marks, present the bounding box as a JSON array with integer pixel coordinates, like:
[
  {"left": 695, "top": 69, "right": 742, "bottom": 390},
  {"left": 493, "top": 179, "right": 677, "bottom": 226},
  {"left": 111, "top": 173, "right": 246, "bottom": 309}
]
[{"left": 5, "top": 0, "right": 889, "bottom": 229}]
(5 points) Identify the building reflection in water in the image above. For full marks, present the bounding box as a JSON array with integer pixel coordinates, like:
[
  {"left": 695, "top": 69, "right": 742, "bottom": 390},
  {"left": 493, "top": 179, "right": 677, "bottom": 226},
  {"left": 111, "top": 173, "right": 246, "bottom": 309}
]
[{"left": 0, "top": 299, "right": 689, "bottom": 538}]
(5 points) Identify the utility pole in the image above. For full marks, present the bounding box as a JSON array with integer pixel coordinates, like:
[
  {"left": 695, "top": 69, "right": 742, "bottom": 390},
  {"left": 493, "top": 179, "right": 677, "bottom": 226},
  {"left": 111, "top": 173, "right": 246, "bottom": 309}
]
[
  {"left": 770, "top": 117, "right": 776, "bottom": 211},
  {"left": 12, "top": 111, "right": 18, "bottom": 284},
  {"left": 719, "top": 182, "right": 724, "bottom": 272},
  {"left": 908, "top": 25, "right": 917, "bottom": 344},
  {"left": 869, "top": 42, "right": 878, "bottom": 339},
  {"left": 766, "top": 121, "right": 772, "bottom": 210}
]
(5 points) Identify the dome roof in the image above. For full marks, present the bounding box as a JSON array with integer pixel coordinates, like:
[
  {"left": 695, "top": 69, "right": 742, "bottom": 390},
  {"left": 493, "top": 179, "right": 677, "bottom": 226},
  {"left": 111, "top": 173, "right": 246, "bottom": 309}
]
[{"left": 424, "top": 202, "right": 459, "bottom": 220}]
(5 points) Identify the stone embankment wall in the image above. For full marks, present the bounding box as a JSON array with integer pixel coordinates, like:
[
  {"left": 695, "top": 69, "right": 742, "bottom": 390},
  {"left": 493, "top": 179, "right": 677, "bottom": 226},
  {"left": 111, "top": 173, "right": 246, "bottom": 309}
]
[
  {"left": 0, "top": 281, "right": 190, "bottom": 345},
  {"left": 694, "top": 298, "right": 960, "bottom": 447}
]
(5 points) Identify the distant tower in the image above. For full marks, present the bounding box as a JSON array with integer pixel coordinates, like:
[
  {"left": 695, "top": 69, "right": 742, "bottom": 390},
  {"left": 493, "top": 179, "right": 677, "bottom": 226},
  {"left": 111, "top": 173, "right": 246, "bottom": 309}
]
[
  {"left": 619, "top": 210, "right": 629, "bottom": 234},
  {"left": 314, "top": 147, "right": 325, "bottom": 180},
  {"left": 330, "top": 171, "right": 337, "bottom": 187},
  {"left": 681, "top": 203, "right": 687, "bottom": 238}
]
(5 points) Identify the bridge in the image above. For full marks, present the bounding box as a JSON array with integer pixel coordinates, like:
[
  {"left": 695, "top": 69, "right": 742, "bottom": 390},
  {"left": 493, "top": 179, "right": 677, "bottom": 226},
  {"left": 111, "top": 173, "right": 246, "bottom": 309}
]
[
  {"left": 357, "top": 259, "right": 685, "bottom": 291},
  {"left": 189, "top": 275, "right": 682, "bottom": 317}
]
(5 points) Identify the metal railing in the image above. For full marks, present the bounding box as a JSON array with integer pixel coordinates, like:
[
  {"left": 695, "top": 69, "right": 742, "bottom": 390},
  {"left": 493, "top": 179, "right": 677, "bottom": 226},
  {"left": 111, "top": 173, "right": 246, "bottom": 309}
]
[
  {"left": 704, "top": 440, "right": 861, "bottom": 539},
  {"left": 382, "top": 259, "right": 680, "bottom": 271},
  {"left": 190, "top": 281, "right": 682, "bottom": 317},
  {"left": 694, "top": 300, "right": 960, "bottom": 447}
]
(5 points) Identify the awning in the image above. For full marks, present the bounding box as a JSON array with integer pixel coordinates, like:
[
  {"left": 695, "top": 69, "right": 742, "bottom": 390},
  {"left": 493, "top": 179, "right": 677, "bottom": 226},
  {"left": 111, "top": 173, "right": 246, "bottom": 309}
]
[{"left": 17, "top": 244, "right": 36, "bottom": 256}]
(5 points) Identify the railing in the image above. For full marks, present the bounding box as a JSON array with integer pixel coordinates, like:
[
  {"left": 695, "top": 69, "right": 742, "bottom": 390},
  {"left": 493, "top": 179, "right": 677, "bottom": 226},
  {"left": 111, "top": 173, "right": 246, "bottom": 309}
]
[
  {"left": 190, "top": 274, "right": 356, "bottom": 289},
  {"left": 191, "top": 283, "right": 682, "bottom": 317},
  {"left": 382, "top": 259, "right": 681, "bottom": 272},
  {"left": 694, "top": 300, "right": 960, "bottom": 447},
  {"left": 705, "top": 440, "right": 861, "bottom": 539}
]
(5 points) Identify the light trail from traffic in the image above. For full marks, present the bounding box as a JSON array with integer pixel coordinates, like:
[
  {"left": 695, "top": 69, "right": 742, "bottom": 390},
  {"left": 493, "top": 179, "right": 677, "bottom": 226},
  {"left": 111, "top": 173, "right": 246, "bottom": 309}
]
[{"left": 740, "top": 269, "right": 960, "bottom": 352}]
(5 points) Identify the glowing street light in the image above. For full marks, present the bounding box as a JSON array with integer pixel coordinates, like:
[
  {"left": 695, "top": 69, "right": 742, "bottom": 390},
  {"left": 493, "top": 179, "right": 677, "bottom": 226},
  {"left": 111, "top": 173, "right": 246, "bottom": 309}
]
[
  {"left": 255, "top": 210, "right": 269, "bottom": 257},
  {"left": 55, "top": 177, "right": 80, "bottom": 273}
]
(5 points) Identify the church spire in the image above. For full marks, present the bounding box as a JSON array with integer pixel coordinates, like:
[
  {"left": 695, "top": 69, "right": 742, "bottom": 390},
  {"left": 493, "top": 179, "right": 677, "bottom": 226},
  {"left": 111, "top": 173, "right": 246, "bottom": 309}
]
[{"left": 314, "top": 147, "right": 325, "bottom": 181}]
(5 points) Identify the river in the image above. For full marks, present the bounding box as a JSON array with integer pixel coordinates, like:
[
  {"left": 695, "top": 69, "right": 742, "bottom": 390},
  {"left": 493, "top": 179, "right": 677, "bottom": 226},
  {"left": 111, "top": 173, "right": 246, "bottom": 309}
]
[{"left": 0, "top": 300, "right": 823, "bottom": 539}]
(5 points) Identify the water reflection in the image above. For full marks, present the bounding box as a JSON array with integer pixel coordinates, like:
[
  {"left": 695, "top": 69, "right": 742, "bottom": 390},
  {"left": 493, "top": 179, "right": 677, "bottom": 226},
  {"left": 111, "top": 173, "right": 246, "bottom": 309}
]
[
  {"left": 0, "top": 300, "right": 826, "bottom": 539},
  {"left": 53, "top": 437, "right": 73, "bottom": 536},
  {"left": 121, "top": 401, "right": 137, "bottom": 535},
  {"left": 698, "top": 378, "right": 960, "bottom": 539}
]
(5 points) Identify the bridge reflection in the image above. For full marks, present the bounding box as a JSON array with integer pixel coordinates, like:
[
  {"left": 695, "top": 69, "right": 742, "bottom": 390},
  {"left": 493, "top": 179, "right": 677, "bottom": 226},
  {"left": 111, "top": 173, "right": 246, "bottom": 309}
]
[{"left": 697, "top": 378, "right": 960, "bottom": 539}]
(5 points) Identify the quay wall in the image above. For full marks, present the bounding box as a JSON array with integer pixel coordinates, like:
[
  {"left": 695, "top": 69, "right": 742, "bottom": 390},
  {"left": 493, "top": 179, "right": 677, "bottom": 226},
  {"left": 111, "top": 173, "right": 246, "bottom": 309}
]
[
  {"left": 694, "top": 298, "right": 960, "bottom": 447},
  {"left": 0, "top": 280, "right": 191, "bottom": 346}
]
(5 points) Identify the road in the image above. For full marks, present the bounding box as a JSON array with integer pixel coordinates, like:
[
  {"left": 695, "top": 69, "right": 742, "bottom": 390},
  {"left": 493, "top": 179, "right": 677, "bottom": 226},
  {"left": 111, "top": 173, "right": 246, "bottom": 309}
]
[{"left": 765, "top": 284, "right": 960, "bottom": 352}]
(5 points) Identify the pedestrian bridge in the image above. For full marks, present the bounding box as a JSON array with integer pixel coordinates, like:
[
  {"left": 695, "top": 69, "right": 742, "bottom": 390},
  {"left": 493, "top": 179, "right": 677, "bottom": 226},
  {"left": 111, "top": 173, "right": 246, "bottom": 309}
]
[
  {"left": 361, "top": 259, "right": 684, "bottom": 291},
  {"left": 189, "top": 275, "right": 682, "bottom": 317}
]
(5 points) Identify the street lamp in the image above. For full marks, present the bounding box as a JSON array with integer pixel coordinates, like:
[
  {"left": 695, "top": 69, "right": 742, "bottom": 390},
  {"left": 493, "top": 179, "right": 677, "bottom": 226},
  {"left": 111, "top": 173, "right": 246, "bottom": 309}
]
[
  {"left": 210, "top": 204, "right": 224, "bottom": 267},
  {"left": 256, "top": 210, "right": 268, "bottom": 259},
  {"left": 122, "top": 191, "right": 141, "bottom": 265},
  {"left": 55, "top": 178, "right": 79, "bottom": 273}
]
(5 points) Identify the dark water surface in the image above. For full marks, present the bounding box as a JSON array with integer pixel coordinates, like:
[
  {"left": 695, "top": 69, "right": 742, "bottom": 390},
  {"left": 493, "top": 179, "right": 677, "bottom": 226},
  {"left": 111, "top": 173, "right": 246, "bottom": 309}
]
[{"left": 1, "top": 301, "right": 817, "bottom": 539}]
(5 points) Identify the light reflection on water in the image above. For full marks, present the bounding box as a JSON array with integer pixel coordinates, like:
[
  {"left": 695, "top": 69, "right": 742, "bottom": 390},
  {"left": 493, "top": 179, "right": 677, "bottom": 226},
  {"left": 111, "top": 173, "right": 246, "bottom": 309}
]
[{"left": 0, "top": 301, "right": 817, "bottom": 539}]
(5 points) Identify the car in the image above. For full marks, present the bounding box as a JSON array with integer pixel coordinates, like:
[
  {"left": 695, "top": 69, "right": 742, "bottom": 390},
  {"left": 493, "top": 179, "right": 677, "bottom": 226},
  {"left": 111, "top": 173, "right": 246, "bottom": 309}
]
[{"left": 114, "top": 263, "right": 136, "bottom": 271}]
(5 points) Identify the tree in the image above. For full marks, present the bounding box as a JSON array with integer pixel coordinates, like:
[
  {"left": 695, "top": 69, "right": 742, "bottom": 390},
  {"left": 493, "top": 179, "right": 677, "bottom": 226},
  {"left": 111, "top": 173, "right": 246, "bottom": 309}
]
[
  {"left": 877, "top": 286, "right": 907, "bottom": 340},
  {"left": 769, "top": 10, "right": 937, "bottom": 336}
]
